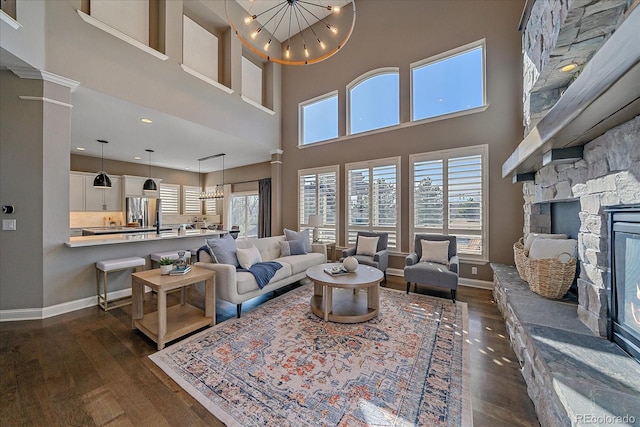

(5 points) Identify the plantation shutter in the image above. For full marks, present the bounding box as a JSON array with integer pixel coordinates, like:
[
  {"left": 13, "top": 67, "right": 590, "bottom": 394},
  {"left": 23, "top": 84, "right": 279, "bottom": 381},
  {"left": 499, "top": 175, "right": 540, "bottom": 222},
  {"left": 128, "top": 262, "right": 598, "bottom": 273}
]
[
  {"left": 205, "top": 186, "right": 217, "bottom": 215},
  {"left": 159, "top": 184, "right": 179, "bottom": 214},
  {"left": 298, "top": 167, "right": 338, "bottom": 243},
  {"left": 183, "top": 185, "right": 202, "bottom": 215}
]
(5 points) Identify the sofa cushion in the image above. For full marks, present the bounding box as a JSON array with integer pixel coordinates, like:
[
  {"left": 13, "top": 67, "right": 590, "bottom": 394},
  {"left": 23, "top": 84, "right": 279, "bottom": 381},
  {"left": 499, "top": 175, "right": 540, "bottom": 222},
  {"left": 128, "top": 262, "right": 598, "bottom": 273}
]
[
  {"left": 206, "top": 234, "right": 239, "bottom": 267},
  {"left": 278, "top": 252, "right": 325, "bottom": 275},
  {"left": 278, "top": 240, "right": 307, "bottom": 256},
  {"left": 239, "top": 236, "right": 284, "bottom": 261},
  {"left": 236, "top": 262, "right": 292, "bottom": 294},
  {"left": 237, "top": 246, "right": 262, "bottom": 269},
  {"left": 284, "top": 228, "right": 311, "bottom": 253},
  {"left": 420, "top": 240, "right": 450, "bottom": 265}
]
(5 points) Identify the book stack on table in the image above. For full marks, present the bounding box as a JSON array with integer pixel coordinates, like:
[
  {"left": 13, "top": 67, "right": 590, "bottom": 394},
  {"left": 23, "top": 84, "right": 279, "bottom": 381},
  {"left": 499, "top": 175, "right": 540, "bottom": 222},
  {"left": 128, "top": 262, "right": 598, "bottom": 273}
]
[{"left": 170, "top": 265, "right": 192, "bottom": 275}]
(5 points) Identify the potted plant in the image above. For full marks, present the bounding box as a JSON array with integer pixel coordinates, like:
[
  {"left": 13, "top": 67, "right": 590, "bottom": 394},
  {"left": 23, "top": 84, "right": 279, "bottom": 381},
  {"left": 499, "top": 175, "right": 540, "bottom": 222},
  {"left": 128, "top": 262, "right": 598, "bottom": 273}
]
[{"left": 159, "top": 257, "right": 174, "bottom": 275}]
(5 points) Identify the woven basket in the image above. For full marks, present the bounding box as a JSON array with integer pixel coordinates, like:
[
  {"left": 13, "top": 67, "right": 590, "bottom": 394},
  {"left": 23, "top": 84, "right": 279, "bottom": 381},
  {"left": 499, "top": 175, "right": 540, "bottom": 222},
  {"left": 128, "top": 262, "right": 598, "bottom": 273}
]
[
  {"left": 527, "top": 254, "right": 577, "bottom": 300},
  {"left": 513, "top": 238, "right": 530, "bottom": 282}
]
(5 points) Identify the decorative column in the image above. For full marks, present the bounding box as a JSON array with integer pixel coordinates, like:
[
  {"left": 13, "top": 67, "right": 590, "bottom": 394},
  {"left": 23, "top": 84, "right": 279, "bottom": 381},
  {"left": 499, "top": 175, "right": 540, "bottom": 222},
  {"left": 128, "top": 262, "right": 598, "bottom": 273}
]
[{"left": 270, "top": 149, "right": 283, "bottom": 235}]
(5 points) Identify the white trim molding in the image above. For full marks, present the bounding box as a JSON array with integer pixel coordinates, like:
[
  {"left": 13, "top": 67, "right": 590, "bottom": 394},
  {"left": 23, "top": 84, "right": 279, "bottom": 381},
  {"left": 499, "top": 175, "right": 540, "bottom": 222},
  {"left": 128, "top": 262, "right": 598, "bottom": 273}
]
[
  {"left": 77, "top": 10, "right": 169, "bottom": 61},
  {"left": 180, "top": 64, "right": 233, "bottom": 94},
  {"left": 19, "top": 96, "right": 74, "bottom": 109},
  {"left": 240, "top": 95, "right": 276, "bottom": 115},
  {"left": 0, "top": 288, "right": 133, "bottom": 322},
  {"left": 0, "top": 8, "right": 21, "bottom": 29},
  {"left": 8, "top": 67, "right": 80, "bottom": 91}
]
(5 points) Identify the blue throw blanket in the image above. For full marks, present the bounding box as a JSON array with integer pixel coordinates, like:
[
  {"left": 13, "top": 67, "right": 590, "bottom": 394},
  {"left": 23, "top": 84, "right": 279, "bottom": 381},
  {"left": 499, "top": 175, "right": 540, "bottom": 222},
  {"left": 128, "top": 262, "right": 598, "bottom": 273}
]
[{"left": 238, "top": 261, "right": 283, "bottom": 289}]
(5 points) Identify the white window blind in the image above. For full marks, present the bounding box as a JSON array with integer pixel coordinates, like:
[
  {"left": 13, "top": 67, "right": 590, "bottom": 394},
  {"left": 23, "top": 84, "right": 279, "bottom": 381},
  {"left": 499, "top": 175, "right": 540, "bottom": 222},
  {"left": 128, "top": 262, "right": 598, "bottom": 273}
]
[
  {"left": 159, "top": 183, "right": 179, "bottom": 214},
  {"left": 298, "top": 166, "right": 338, "bottom": 243},
  {"left": 183, "top": 185, "right": 202, "bottom": 215},
  {"left": 346, "top": 157, "right": 400, "bottom": 249},
  {"left": 205, "top": 186, "right": 217, "bottom": 215},
  {"left": 410, "top": 145, "right": 488, "bottom": 259}
]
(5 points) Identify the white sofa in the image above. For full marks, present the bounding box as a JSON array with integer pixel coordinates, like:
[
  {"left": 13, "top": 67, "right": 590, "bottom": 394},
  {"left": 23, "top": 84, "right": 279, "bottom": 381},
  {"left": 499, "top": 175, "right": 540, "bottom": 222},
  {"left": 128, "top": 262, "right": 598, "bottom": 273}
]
[{"left": 195, "top": 235, "right": 326, "bottom": 317}]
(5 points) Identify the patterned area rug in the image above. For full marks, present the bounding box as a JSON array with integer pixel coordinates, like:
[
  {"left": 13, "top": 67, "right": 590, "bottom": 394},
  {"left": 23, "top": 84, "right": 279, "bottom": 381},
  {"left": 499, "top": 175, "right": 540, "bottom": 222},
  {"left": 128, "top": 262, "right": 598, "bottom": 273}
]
[{"left": 150, "top": 284, "right": 472, "bottom": 426}]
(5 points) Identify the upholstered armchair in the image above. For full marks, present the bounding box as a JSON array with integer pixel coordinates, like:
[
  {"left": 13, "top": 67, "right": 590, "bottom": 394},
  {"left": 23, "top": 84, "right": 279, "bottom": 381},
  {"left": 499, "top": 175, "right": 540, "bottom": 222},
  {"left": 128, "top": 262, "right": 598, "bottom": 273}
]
[
  {"left": 340, "top": 231, "right": 389, "bottom": 283},
  {"left": 404, "top": 234, "right": 459, "bottom": 302}
]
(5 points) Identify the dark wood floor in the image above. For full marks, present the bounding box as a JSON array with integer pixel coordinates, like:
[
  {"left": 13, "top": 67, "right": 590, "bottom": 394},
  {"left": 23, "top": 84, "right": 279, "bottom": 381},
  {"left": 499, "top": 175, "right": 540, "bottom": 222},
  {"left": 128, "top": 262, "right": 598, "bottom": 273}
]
[{"left": 0, "top": 277, "right": 540, "bottom": 426}]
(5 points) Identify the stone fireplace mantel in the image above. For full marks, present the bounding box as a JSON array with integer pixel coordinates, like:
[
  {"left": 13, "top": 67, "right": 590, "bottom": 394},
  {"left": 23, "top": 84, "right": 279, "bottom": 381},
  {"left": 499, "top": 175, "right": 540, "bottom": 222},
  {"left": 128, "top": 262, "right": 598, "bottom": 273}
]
[{"left": 503, "top": 5, "right": 640, "bottom": 178}]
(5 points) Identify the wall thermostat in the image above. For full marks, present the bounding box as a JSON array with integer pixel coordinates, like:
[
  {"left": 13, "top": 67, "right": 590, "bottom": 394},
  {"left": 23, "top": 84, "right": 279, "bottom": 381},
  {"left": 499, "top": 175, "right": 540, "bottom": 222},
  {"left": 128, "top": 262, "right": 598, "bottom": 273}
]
[{"left": 2, "top": 205, "right": 15, "bottom": 214}]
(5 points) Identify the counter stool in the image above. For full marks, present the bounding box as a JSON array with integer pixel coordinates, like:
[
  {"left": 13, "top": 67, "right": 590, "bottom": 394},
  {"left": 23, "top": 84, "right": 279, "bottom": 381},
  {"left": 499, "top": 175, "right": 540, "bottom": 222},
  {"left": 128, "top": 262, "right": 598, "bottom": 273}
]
[
  {"left": 150, "top": 250, "right": 191, "bottom": 268},
  {"left": 96, "top": 257, "right": 146, "bottom": 311}
]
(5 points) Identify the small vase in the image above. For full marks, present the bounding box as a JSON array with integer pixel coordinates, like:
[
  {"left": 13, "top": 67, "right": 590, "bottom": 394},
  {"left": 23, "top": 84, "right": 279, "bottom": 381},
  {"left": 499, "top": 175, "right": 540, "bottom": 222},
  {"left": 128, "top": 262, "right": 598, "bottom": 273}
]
[
  {"left": 343, "top": 256, "right": 359, "bottom": 272},
  {"left": 160, "top": 264, "right": 173, "bottom": 275}
]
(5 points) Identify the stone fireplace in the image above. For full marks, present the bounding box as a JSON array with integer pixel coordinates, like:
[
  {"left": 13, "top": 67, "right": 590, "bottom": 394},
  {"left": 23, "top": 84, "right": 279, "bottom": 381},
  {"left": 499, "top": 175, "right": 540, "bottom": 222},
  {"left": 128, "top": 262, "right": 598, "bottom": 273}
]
[{"left": 522, "top": 116, "right": 640, "bottom": 337}]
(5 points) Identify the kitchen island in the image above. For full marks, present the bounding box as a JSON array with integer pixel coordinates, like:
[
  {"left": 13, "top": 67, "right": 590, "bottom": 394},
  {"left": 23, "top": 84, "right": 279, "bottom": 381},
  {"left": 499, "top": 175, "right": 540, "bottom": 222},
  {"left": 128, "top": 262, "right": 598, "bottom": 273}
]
[{"left": 66, "top": 229, "right": 227, "bottom": 247}]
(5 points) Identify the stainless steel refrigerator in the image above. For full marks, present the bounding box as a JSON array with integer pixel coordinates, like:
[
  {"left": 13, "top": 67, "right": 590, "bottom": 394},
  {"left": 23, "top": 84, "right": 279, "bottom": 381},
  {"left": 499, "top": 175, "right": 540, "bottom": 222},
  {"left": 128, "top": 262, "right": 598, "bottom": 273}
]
[{"left": 126, "top": 197, "right": 161, "bottom": 227}]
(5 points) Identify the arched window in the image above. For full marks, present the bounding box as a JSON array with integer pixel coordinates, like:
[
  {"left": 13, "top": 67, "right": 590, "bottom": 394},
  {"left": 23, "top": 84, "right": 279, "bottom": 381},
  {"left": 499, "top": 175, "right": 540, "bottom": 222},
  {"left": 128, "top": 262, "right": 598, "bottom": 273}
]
[{"left": 347, "top": 68, "right": 399, "bottom": 135}]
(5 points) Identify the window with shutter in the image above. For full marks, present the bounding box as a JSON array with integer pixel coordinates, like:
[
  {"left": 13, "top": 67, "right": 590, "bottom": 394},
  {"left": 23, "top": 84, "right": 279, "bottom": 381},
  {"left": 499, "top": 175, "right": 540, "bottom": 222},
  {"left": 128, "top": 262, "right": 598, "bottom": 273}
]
[
  {"left": 345, "top": 157, "right": 400, "bottom": 249},
  {"left": 159, "top": 183, "right": 179, "bottom": 214},
  {"left": 183, "top": 185, "right": 202, "bottom": 215},
  {"left": 205, "top": 186, "right": 217, "bottom": 215},
  {"left": 298, "top": 166, "right": 338, "bottom": 243},
  {"left": 410, "top": 145, "right": 488, "bottom": 260}
]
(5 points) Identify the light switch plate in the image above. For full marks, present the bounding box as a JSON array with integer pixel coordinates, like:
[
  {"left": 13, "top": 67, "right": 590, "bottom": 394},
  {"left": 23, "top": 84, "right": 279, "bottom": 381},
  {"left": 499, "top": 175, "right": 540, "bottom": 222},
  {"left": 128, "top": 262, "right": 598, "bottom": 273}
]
[{"left": 2, "top": 219, "right": 16, "bottom": 230}]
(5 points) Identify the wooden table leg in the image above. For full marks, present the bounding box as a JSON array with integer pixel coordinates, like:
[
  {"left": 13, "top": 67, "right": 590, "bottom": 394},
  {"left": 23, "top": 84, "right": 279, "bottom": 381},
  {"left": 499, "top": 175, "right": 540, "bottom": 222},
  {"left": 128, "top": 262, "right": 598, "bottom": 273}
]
[
  {"left": 157, "top": 290, "right": 167, "bottom": 350},
  {"left": 324, "top": 285, "right": 332, "bottom": 322},
  {"left": 368, "top": 282, "right": 380, "bottom": 310},
  {"left": 131, "top": 278, "right": 144, "bottom": 329},
  {"left": 204, "top": 275, "right": 215, "bottom": 325}
]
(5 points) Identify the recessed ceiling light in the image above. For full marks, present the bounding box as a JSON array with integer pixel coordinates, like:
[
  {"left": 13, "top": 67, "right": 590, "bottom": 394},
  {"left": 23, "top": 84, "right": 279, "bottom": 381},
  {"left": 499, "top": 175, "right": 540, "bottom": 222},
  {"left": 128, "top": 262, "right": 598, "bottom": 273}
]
[
  {"left": 140, "top": 118, "right": 153, "bottom": 124},
  {"left": 134, "top": 156, "right": 142, "bottom": 160},
  {"left": 185, "top": 167, "right": 190, "bottom": 170},
  {"left": 76, "top": 147, "right": 85, "bottom": 151},
  {"left": 560, "top": 63, "right": 577, "bottom": 72}
]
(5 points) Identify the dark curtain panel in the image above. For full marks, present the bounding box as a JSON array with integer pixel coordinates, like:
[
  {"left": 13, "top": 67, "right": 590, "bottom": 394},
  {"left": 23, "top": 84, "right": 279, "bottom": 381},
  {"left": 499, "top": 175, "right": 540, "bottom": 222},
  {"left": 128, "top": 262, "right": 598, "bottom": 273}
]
[{"left": 258, "top": 178, "right": 272, "bottom": 238}]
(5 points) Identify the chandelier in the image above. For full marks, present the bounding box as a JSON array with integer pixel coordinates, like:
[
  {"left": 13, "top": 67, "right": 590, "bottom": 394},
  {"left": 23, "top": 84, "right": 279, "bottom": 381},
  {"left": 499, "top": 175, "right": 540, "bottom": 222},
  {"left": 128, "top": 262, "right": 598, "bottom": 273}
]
[
  {"left": 198, "top": 153, "right": 226, "bottom": 200},
  {"left": 225, "top": 0, "right": 356, "bottom": 66}
]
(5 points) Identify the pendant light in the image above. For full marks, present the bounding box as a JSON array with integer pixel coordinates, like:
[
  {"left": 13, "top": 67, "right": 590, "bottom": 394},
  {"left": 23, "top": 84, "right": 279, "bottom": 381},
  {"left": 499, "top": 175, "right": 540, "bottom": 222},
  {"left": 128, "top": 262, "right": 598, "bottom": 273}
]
[
  {"left": 93, "top": 140, "right": 112, "bottom": 189},
  {"left": 143, "top": 149, "right": 157, "bottom": 192},
  {"left": 198, "top": 153, "right": 225, "bottom": 200}
]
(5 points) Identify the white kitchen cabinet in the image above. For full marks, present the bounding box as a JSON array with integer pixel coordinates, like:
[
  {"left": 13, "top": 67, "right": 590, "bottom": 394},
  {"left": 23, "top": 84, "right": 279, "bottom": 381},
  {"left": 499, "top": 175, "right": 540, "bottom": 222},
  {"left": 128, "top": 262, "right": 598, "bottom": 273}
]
[
  {"left": 69, "top": 173, "right": 85, "bottom": 211},
  {"left": 85, "top": 176, "right": 122, "bottom": 211},
  {"left": 123, "top": 175, "right": 161, "bottom": 197},
  {"left": 70, "top": 172, "right": 122, "bottom": 211}
]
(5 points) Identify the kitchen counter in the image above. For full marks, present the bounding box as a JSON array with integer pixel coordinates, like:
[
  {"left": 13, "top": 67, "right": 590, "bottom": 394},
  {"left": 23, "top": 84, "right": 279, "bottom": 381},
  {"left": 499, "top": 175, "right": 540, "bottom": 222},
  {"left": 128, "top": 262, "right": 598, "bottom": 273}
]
[
  {"left": 81, "top": 226, "right": 171, "bottom": 235},
  {"left": 65, "top": 229, "right": 227, "bottom": 248}
]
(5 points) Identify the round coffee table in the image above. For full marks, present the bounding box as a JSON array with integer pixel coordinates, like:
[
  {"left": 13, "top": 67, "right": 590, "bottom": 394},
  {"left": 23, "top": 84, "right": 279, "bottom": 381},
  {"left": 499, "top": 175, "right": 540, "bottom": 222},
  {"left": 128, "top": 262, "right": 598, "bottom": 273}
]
[{"left": 306, "top": 263, "right": 384, "bottom": 323}]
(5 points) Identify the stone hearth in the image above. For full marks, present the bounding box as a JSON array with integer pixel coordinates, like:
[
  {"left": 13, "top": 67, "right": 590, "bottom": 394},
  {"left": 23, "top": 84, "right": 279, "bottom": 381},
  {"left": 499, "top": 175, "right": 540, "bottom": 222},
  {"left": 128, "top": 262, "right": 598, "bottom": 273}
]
[
  {"left": 522, "top": 116, "right": 640, "bottom": 336},
  {"left": 492, "top": 264, "right": 640, "bottom": 426}
]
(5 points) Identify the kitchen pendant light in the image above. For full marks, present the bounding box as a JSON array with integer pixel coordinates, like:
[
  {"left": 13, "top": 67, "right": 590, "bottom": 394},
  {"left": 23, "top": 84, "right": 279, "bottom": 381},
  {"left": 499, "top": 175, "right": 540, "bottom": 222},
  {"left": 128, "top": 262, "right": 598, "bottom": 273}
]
[
  {"left": 198, "top": 153, "right": 225, "bottom": 200},
  {"left": 93, "top": 140, "right": 112, "bottom": 189},
  {"left": 143, "top": 149, "right": 157, "bottom": 192}
]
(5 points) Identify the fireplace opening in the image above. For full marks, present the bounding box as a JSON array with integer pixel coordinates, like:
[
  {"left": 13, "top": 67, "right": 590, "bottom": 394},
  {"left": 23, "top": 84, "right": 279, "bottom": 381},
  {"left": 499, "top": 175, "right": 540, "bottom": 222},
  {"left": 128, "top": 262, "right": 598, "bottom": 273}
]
[
  {"left": 607, "top": 205, "right": 640, "bottom": 363},
  {"left": 551, "top": 200, "right": 581, "bottom": 296}
]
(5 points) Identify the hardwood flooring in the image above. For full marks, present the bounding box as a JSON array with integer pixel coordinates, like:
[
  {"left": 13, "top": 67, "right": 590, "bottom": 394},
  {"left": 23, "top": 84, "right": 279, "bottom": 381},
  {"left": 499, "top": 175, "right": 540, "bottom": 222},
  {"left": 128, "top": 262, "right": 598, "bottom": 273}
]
[{"left": 0, "top": 277, "right": 539, "bottom": 426}]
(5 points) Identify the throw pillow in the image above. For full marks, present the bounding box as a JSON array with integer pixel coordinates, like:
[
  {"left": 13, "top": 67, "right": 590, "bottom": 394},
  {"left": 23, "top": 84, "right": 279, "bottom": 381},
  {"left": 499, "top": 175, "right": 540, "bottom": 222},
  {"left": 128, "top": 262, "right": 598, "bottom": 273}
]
[
  {"left": 523, "top": 233, "right": 567, "bottom": 251},
  {"left": 356, "top": 236, "right": 379, "bottom": 257},
  {"left": 420, "top": 240, "right": 450, "bottom": 265},
  {"left": 278, "top": 240, "right": 308, "bottom": 257},
  {"left": 529, "top": 238, "right": 577, "bottom": 260},
  {"left": 284, "top": 228, "right": 312, "bottom": 253},
  {"left": 205, "top": 234, "right": 239, "bottom": 267},
  {"left": 236, "top": 246, "right": 262, "bottom": 269}
]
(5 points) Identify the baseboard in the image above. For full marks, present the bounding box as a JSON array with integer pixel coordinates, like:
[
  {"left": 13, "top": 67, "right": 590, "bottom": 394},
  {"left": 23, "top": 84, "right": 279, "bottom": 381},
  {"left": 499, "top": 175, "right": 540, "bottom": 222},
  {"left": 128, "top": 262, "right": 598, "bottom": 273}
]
[
  {"left": 0, "top": 288, "right": 133, "bottom": 322},
  {"left": 387, "top": 268, "right": 493, "bottom": 289}
]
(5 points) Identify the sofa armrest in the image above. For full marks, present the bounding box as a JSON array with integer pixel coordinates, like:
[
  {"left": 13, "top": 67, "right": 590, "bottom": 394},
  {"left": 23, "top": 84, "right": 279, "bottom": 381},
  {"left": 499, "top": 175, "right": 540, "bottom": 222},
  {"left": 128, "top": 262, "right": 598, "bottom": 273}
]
[
  {"left": 341, "top": 247, "right": 356, "bottom": 259},
  {"left": 406, "top": 253, "right": 418, "bottom": 266},
  {"left": 311, "top": 242, "right": 327, "bottom": 262},
  {"left": 449, "top": 255, "right": 460, "bottom": 274},
  {"left": 194, "top": 262, "right": 239, "bottom": 302}
]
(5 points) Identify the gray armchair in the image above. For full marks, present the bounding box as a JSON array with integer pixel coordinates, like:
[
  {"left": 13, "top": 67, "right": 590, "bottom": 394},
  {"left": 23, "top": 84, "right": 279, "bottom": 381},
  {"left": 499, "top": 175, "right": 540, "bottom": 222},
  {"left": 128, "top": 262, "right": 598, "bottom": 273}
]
[
  {"left": 341, "top": 231, "right": 389, "bottom": 283},
  {"left": 404, "top": 234, "right": 459, "bottom": 302}
]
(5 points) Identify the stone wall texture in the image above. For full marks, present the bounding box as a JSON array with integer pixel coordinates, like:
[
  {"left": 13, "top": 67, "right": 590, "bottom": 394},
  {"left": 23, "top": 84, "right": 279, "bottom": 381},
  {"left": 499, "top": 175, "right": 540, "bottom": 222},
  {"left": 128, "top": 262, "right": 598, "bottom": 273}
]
[{"left": 522, "top": 115, "right": 640, "bottom": 335}]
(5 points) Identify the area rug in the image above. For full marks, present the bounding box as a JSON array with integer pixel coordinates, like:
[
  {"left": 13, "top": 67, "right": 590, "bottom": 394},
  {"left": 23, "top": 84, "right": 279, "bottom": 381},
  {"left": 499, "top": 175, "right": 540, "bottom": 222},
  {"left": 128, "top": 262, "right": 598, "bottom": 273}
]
[{"left": 150, "top": 284, "right": 472, "bottom": 426}]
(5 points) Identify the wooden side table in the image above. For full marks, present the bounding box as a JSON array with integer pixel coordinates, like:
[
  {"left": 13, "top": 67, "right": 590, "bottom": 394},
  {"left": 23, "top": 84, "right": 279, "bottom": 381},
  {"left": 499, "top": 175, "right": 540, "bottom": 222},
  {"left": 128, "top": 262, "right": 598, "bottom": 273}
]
[{"left": 131, "top": 266, "right": 215, "bottom": 350}]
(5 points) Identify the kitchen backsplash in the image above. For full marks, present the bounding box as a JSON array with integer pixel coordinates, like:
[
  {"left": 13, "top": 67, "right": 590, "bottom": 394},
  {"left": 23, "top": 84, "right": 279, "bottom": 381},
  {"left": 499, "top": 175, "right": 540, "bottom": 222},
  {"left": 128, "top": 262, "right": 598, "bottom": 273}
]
[{"left": 70, "top": 212, "right": 125, "bottom": 228}]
